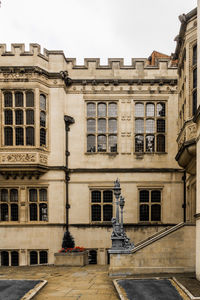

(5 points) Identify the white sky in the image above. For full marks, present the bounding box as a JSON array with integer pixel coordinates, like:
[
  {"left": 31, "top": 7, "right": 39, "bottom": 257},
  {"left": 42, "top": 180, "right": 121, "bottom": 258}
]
[{"left": 0, "top": 0, "right": 197, "bottom": 64}]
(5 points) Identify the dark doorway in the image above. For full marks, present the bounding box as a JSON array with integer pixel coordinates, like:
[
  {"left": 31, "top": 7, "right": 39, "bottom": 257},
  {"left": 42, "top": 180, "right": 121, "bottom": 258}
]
[
  {"left": 107, "top": 250, "right": 110, "bottom": 264},
  {"left": 11, "top": 251, "right": 19, "bottom": 266},
  {"left": 30, "top": 251, "right": 38, "bottom": 265},
  {"left": 1, "top": 251, "right": 9, "bottom": 266},
  {"left": 88, "top": 250, "right": 97, "bottom": 264}
]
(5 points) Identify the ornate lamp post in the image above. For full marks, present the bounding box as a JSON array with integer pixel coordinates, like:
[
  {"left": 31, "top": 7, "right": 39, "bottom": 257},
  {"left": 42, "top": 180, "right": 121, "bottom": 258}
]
[
  {"left": 119, "top": 196, "right": 125, "bottom": 232},
  {"left": 113, "top": 178, "right": 121, "bottom": 234}
]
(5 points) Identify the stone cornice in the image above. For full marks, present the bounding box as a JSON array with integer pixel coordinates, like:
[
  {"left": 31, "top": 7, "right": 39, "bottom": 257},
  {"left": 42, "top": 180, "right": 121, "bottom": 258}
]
[{"left": 69, "top": 168, "right": 182, "bottom": 173}]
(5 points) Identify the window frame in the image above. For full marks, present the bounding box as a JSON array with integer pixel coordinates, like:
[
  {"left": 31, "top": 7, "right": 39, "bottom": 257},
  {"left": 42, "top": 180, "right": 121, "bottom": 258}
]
[
  {"left": 191, "top": 43, "right": 197, "bottom": 116},
  {"left": 29, "top": 250, "right": 48, "bottom": 265},
  {"left": 138, "top": 187, "right": 163, "bottom": 223},
  {"left": 28, "top": 187, "right": 48, "bottom": 222},
  {"left": 90, "top": 188, "right": 114, "bottom": 223},
  {"left": 134, "top": 101, "right": 167, "bottom": 154},
  {"left": 0, "top": 188, "right": 19, "bottom": 222}
]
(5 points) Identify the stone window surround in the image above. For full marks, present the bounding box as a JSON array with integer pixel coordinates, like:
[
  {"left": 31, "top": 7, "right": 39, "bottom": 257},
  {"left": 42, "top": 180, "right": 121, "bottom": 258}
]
[
  {"left": 1, "top": 89, "right": 48, "bottom": 150},
  {"left": 28, "top": 187, "right": 48, "bottom": 222},
  {"left": 29, "top": 249, "right": 48, "bottom": 265},
  {"left": 0, "top": 187, "right": 19, "bottom": 222},
  {"left": 0, "top": 250, "right": 19, "bottom": 266}
]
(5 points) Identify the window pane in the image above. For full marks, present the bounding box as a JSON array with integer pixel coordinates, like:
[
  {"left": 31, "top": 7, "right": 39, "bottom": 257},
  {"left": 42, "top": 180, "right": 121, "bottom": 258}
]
[
  {"left": 26, "top": 92, "right": 34, "bottom": 107},
  {"left": 40, "top": 251, "right": 48, "bottom": 264},
  {"left": 193, "top": 45, "right": 197, "bottom": 65},
  {"left": 157, "top": 103, "right": 165, "bottom": 117},
  {"left": 40, "top": 94, "right": 46, "bottom": 110},
  {"left": 40, "top": 189, "right": 47, "bottom": 202},
  {"left": 103, "top": 205, "right": 112, "bottom": 221},
  {"left": 1, "top": 204, "right": 8, "bottom": 221},
  {"left": 15, "top": 110, "right": 23, "bottom": 125},
  {"left": 39, "top": 203, "right": 48, "bottom": 221},
  {"left": 146, "top": 103, "right": 154, "bottom": 116},
  {"left": 103, "top": 191, "right": 113, "bottom": 203},
  {"left": 92, "top": 191, "right": 101, "bottom": 203},
  {"left": 30, "top": 251, "right": 38, "bottom": 265},
  {"left": 4, "top": 93, "right": 12, "bottom": 107},
  {"left": 146, "top": 119, "right": 154, "bottom": 133},
  {"left": 108, "top": 103, "right": 117, "bottom": 117},
  {"left": 146, "top": 135, "right": 155, "bottom": 152},
  {"left": 15, "top": 127, "right": 24, "bottom": 145},
  {"left": 26, "top": 127, "right": 34, "bottom": 146},
  {"left": 157, "top": 119, "right": 165, "bottom": 132},
  {"left": 135, "top": 119, "right": 144, "bottom": 133},
  {"left": 87, "top": 135, "right": 96, "bottom": 152},
  {"left": 40, "top": 128, "right": 46, "bottom": 147},
  {"left": 135, "top": 135, "right": 144, "bottom": 152},
  {"left": 193, "top": 68, "right": 197, "bottom": 88},
  {"left": 30, "top": 204, "right": 37, "bottom": 221},
  {"left": 11, "top": 251, "right": 19, "bottom": 266},
  {"left": 135, "top": 103, "right": 144, "bottom": 117},
  {"left": 140, "top": 204, "right": 149, "bottom": 221},
  {"left": 140, "top": 190, "right": 149, "bottom": 202},
  {"left": 87, "top": 103, "right": 96, "bottom": 117},
  {"left": 98, "top": 103, "right": 106, "bottom": 117},
  {"left": 26, "top": 110, "right": 34, "bottom": 125},
  {"left": 98, "top": 119, "right": 106, "bottom": 133},
  {"left": 157, "top": 134, "right": 165, "bottom": 152},
  {"left": 10, "top": 189, "right": 18, "bottom": 202},
  {"left": 1, "top": 189, "right": 8, "bottom": 202},
  {"left": 151, "top": 190, "right": 161, "bottom": 202},
  {"left": 108, "top": 119, "right": 117, "bottom": 133},
  {"left": 15, "top": 92, "right": 23, "bottom": 107},
  {"left": 29, "top": 189, "right": 37, "bottom": 202},
  {"left": 40, "top": 111, "right": 46, "bottom": 127},
  {"left": 1, "top": 251, "right": 9, "bottom": 266},
  {"left": 87, "top": 119, "right": 95, "bottom": 133},
  {"left": 97, "top": 135, "right": 106, "bottom": 152},
  {"left": 151, "top": 204, "right": 161, "bottom": 221},
  {"left": 92, "top": 204, "right": 101, "bottom": 221},
  {"left": 4, "top": 110, "right": 13, "bottom": 125},
  {"left": 11, "top": 204, "right": 18, "bottom": 221},
  {"left": 108, "top": 135, "right": 117, "bottom": 152},
  {"left": 4, "top": 127, "right": 13, "bottom": 146},
  {"left": 193, "top": 90, "right": 197, "bottom": 115}
]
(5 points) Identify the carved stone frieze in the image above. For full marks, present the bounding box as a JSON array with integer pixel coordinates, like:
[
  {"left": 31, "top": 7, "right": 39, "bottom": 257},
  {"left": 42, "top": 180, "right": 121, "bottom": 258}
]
[
  {"left": 1, "top": 153, "right": 36, "bottom": 163},
  {"left": 187, "top": 123, "right": 197, "bottom": 140},
  {"left": 39, "top": 154, "right": 48, "bottom": 165}
]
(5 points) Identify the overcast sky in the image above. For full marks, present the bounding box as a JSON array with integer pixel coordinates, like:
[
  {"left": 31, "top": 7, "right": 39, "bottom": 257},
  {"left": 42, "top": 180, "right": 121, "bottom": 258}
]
[{"left": 0, "top": 0, "right": 197, "bottom": 64}]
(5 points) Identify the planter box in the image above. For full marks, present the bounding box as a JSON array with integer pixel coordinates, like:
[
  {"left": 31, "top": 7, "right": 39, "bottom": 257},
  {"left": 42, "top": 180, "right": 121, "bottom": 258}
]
[{"left": 54, "top": 251, "right": 88, "bottom": 266}]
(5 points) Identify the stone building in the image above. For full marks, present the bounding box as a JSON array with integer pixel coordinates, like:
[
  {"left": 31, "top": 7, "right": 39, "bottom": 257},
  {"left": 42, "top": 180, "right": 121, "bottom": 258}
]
[{"left": 0, "top": 4, "right": 199, "bottom": 276}]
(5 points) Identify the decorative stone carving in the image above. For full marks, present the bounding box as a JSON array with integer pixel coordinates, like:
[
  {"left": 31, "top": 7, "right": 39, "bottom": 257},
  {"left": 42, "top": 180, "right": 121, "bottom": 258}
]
[
  {"left": 1, "top": 153, "right": 36, "bottom": 163},
  {"left": 39, "top": 154, "right": 48, "bottom": 165},
  {"left": 187, "top": 124, "right": 197, "bottom": 140}
]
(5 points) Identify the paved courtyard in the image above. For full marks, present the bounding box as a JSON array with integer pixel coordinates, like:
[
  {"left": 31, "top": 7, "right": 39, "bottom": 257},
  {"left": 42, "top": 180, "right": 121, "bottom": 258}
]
[{"left": 0, "top": 265, "right": 200, "bottom": 300}]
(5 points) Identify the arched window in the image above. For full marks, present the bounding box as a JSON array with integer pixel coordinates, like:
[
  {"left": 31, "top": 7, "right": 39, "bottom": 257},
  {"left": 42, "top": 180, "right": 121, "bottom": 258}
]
[
  {"left": 135, "top": 135, "right": 144, "bottom": 152},
  {"left": 146, "top": 103, "right": 154, "bottom": 116},
  {"left": 108, "top": 103, "right": 117, "bottom": 117},
  {"left": 30, "top": 203, "right": 37, "bottom": 221},
  {"left": 40, "top": 111, "right": 46, "bottom": 127},
  {"left": 135, "top": 103, "right": 144, "bottom": 117},
  {"left": 26, "top": 127, "right": 34, "bottom": 146},
  {"left": 15, "top": 110, "right": 23, "bottom": 125},
  {"left": 39, "top": 189, "right": 47, "bottom": 202},
  {"left": 1, "top": 251, "right": 9, "bottom": 266},
  {"left": 91, "top": 205, "right": 101, "bottom": 221},
  {"left": 4, "top": 92, "right": 12, "bottom": 107},
  {"left": 29, "top": 189, "right": 37, "bottom": 202},
  {"left": 4, "top": 110, "right": 13, "bottom": 125},
  {"left": 26, "top": 110, "right": 34, "bottom": 125},
  {"left": 15, "top": 92, "right": 23, "bottom": 107},
  {"left": 26, "top": 91, "right": 34, "bottom": 107},
  {"left": 11, "top": 251, "right": 19, "bottom": 266},
  {"left": 87, "top": 135, "right": 96, "bottom": 152},
  {"left": 40, "top": 94, "right": 46, "bottom": 110},
  {"left": 87, "top": 103, "right": 96, "bottom": 117},
  {"left": 10, "top": 189, "right": 18, "bottom": 202},
  {"left": 40, "top": 128, "right": 46, "bottom": 147},
  {"left": 108, "top": 119, "right": 117, "bottom": 133},
  {"left": 98, "top": 119, "right": 106, "bottom": 133},
  {"left": 97, "top": 135, "right": 106, "bottom": 152},
  {"left": 87, "top": 119, "right": 95, "bottom": 133},
  {"left": 108, "top": 135, "right": 117, "bottom": 152},
  {"left": 11, "top": 204, "right": 18, "bottom": 221},
  {"left": 30, "top": 251, "right": 38, "bottom": 265},
  {"left": 98, "top": 103, "right": 106, "bottom": 117},
  {"left": 40, "top": 251, "right": 48, "bottom": 264},
  {"left": 157, "top": 103, "right": 165, "bottom": 117},
  {"left": 146, "top": 135, "right": 154, "bottom": 152},
  {"left": 1, "top": 204, "right": 8, "bottom": 221},
  {"left": 1, "top": 189, "right": 8, "bottom": 202},
  {"left": 146, "top": 119, "right": 154, "bottom": 133},
  {"left": 157, "top": 134, "right": 165, "bottom": 152},
  {"left": 135, "top": 119, "right": 144, "bottom": 133},
  {"left": 15, "top": 127, "right": 24, "bottom": 145},
  {"left": 4, "top": 127, "right": 13, "bottom": 146}
]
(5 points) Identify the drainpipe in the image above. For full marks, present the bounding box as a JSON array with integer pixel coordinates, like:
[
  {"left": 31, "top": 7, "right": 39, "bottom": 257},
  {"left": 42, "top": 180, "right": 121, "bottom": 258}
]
[
  {"left": 64, "top": 115, "right": 75, "bottom": 230},
  {"left": 182, "top": 170, "right": 186, "bottom": 223}
]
